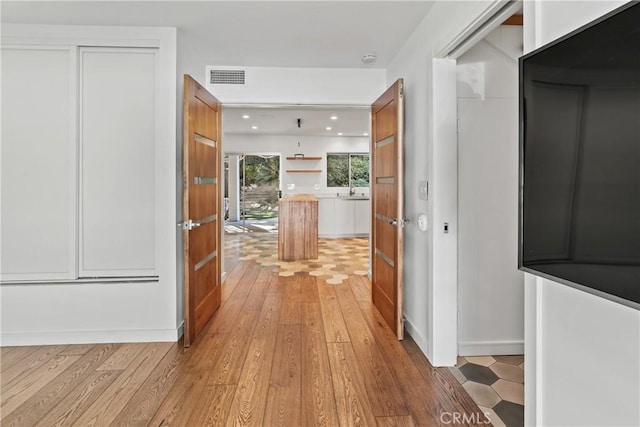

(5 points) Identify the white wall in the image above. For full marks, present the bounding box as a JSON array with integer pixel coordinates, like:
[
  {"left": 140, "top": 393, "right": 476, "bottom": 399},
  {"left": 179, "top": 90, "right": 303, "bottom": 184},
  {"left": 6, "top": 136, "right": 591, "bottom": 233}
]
[
  {"left": 0, "top": 24, "right": 178, "bottom": 345},
  {"left": 224, "top": 134, "right": 369, "bottom": 196},
  {"left": 207, "top": 66, "right": 386, "bottom": 105},
  {"left": 524, "top": 2, "right": 640, "bottom": 426},
  {"left": 534, "top": 279, "right": 640, "bottom": 426},
  {"left": 456, "top": 26, "right": 524, "bottom": 356},
  {"left": 385, "top": 0, "right": 498, "bottom": 366}
]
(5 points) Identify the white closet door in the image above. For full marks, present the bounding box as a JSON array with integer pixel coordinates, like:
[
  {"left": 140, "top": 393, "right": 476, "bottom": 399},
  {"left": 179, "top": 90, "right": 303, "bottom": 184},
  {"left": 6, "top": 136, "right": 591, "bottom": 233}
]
[
  {"left": 1, "top": 46, "right": 76, "bottom": 281},
  {"left": 79, "top": 47, "right": 157, "bottom": 277}
]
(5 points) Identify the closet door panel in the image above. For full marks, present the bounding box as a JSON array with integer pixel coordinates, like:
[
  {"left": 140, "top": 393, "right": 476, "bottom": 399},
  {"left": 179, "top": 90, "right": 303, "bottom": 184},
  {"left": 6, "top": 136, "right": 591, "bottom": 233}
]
[
  {"left": 80, "top": 47, "right": 157, "bottom": 277},
  {"left": 1, "top": 47, "right": 75, "bottom": 281}
]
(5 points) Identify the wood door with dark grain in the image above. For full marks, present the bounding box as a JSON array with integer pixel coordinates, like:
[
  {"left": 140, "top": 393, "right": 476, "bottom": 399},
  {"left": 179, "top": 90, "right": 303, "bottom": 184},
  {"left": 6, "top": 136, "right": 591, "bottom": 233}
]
[
  {"left": 183, "top": 75, "right": 222, "bottom": 347},
  {"left": 371, "top": 79, "right": 405, "bottom": 339}
]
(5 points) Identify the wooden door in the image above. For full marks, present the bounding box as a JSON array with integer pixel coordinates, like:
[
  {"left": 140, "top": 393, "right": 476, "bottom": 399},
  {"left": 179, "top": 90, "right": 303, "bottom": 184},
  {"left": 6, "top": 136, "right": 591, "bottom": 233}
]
[
  {"left": 371, "top": 79, "right": 405, "bottom": 339},
  {"left": 183, "top": 75, "right": 222, "bottom": 347}
]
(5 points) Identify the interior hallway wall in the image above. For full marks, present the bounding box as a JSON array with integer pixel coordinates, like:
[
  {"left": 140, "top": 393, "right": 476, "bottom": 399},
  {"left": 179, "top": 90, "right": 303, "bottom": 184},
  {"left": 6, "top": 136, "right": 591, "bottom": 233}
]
[{"left": 456, "top": 25, "right": 525, "bottom": 355}]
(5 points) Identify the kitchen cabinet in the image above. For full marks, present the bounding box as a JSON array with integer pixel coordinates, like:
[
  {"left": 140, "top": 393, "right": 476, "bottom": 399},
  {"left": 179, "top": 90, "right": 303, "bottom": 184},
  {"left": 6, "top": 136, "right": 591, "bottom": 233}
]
[
  {"left": 334, "top": 199, "right": 356, "bottom": 234},
  {"left": 317, "top": 197, "right": 370, "bottom": 237},
  {"left": 318, "top": 198, "right": 335, "bottom": 236},
  {"left": 354, "top": 200, "right": 371, "bottom": 235}
]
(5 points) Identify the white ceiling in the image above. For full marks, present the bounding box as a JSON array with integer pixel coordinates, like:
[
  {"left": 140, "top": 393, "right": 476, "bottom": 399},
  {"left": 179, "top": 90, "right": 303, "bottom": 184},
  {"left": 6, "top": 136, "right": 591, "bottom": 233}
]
[
  {"left": 223, "top": 105, "right": 370, "bottom": 136},
  {"left": 2, "top": 1, "right": 433, "bottom": 137},
  {"left": 1, "top": 1, "right": 434, "bottom": 69}
]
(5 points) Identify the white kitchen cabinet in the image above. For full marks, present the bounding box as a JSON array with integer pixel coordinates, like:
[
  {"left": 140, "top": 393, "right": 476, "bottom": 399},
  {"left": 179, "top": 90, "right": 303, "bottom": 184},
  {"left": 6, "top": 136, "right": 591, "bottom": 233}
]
[
  {"left": 318, "top": 198, "right": 335, "bottom": 236},
  {"left": 317, "top": 197, "right": 370, "bottom": 237},
  {"left": 354, "top": 200, "right": 371, "bottom": 235},
  {"left": 334, "top": 199, "right": 356, "bottom": 235}
]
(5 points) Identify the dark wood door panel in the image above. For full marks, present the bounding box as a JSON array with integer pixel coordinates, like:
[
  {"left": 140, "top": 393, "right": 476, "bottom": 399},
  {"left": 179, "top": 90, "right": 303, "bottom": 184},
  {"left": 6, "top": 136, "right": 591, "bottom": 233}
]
[
  {"left": 183, "top": 74, "right": 222, "bottom": 347},
  {"left": 371, "top": 79, "right": 404, "bottom": 339}
]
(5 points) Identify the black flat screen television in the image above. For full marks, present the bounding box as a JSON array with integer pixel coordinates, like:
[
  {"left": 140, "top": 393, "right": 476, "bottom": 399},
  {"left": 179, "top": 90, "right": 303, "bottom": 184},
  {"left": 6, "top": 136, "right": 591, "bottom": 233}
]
[{"left": 519, "top": 2, "right": 640, "bottom": 308}]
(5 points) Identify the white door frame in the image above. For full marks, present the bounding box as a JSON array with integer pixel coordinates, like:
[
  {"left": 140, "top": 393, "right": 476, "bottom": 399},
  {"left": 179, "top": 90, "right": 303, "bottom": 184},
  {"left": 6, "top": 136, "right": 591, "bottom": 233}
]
[{"left": 429, "top": 0, "right": 522, "bottom": 366}]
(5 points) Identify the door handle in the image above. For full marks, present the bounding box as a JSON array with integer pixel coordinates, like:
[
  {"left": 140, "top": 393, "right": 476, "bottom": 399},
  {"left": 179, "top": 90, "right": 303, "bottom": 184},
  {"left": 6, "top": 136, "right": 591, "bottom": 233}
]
[
  {"left": 178, "top": 219, "right": 201, "bottom": 231},
  {"left": 389, "top": 218, "right": 410, "bottom": 228}
]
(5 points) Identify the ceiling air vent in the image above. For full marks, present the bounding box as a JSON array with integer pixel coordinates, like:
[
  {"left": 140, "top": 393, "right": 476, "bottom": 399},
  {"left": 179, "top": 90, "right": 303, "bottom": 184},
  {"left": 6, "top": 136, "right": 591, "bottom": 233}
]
[{"left": 209, "top": 69, "right": 245, "bottom": 85}]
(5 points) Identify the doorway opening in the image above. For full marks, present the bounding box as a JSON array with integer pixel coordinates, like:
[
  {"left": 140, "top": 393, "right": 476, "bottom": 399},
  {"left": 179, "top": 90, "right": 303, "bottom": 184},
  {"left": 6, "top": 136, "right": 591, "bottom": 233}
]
[
  {"left": 220, "top": 104, "right": 374, "bottom": 280},
  {"left": 224, "top": 153, "right": 281, "bottom": 234}
]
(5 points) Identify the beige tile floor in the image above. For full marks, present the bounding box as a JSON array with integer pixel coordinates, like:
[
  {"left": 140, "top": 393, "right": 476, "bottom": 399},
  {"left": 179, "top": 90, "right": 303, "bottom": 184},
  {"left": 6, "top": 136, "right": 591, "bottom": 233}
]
[
  {"left": 451, "top": 355, "right": 525, "bottom": 427},
  {"left": 224, "top": 233, "right": 369, "bottom": 284}
]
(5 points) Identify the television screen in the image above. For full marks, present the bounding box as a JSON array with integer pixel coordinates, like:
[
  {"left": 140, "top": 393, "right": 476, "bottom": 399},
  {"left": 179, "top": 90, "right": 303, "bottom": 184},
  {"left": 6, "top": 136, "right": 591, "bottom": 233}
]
[{"left": 520, "top": 2, "right": 640, "bottom": 307}]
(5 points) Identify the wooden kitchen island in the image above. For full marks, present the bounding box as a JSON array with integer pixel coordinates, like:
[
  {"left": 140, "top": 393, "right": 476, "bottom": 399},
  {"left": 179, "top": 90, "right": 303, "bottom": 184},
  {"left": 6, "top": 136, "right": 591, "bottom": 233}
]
[{"left": 278, "top": 194, "right": 318, "bottom": 260}]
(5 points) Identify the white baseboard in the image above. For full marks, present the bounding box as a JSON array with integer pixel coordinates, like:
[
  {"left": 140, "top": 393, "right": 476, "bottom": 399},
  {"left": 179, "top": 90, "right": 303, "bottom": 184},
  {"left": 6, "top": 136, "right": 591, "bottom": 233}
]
[
  {"left": 0, "top": 327, "right": 181, "bottom": 347},
  {"left": 404, "top": 317, "right": 432, "bottom": 361},
  {"left": 176, "top": 321, "right": 184, "bottom": 340},
  {"left": 458, "top": 340, "right": 524, "bottom": 356}
]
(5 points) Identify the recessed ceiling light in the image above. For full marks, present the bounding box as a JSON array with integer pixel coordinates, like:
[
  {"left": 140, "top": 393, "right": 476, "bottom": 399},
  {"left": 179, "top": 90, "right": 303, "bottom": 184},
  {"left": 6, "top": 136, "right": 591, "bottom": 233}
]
[
  {"left": 330, "top": 116, "right": 338, "bottom": 120},
  {"left": 252, "top": 125, "right": 258, "bottom": 130},
  {"left": 338, "top": 132, "right": 343, "bottom": 136},
  {"left": 242, "top": 114, "right": 250, "bottom": 119},
  {"left": 361, "top": 54, "right": 377, "bottom": 64},
  {"left": 326, "top": 127, "right": 332, "bottom": 131},
  {"left": 363, "top": 132, "right": 369, "bottom": 136}
]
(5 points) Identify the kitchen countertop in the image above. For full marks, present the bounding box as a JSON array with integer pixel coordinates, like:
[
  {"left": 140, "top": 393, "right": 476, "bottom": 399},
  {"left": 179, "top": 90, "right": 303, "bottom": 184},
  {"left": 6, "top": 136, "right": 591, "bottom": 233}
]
[{"left": 281, "top": 193, "right": 317, "bottom": 202}]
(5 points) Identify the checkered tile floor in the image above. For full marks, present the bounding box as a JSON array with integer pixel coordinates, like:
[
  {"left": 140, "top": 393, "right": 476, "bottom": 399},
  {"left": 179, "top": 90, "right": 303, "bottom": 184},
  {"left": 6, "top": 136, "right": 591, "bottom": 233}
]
[
  {"left": 450, "top": 355, "right": 525, "bottom": 427},
  {"left": 224, "top": 233, "right": 369, "bottom": 284}
]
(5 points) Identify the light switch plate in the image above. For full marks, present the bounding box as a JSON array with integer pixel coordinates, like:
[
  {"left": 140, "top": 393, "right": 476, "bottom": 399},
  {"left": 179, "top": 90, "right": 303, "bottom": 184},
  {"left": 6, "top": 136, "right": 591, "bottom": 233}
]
[{"left": 418, "top": 180, "right": 428, "bottom": 200}]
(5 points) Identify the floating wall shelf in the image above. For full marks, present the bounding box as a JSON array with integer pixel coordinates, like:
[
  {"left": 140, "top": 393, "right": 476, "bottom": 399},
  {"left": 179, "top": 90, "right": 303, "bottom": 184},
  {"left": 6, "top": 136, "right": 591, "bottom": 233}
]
[{"left": 286, "top": 156, "right": 322, "bottom": 160}]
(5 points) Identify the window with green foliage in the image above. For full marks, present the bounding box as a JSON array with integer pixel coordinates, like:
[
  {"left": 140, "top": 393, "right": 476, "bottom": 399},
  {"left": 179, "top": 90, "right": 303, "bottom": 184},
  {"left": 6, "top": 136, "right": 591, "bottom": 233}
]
[{"left": 327, "top": 153, "right": 370, "bottom": 187}]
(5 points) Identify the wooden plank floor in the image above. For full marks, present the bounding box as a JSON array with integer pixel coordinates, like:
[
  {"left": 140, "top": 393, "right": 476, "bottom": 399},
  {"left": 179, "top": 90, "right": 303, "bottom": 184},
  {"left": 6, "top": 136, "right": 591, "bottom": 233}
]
[{"left": 1, "top": 258, "right": 488, "bottom": 426}]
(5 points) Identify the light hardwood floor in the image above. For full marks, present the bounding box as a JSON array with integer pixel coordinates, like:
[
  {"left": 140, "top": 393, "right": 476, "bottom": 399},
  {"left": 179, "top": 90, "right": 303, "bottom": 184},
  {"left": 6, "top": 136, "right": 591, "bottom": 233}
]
[{"left": 1, "top": 247, "right": 487, "bottom": 426}]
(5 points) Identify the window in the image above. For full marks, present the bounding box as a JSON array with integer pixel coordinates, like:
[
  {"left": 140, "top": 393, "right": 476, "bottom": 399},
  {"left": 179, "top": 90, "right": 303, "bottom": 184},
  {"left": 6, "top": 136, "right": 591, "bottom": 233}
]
[{"left": 327, "top": 153, "right": 370, "bottom": 187}]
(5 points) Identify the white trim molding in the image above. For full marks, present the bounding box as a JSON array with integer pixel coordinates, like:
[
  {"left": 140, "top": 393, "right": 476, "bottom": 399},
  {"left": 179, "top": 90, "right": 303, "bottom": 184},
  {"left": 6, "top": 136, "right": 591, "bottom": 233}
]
[
  {"left": 0, "top": 327, "right": 181, "bottom": 347},
  {"left": 458, "top": 340, "right": 525, "bottom": 357}
]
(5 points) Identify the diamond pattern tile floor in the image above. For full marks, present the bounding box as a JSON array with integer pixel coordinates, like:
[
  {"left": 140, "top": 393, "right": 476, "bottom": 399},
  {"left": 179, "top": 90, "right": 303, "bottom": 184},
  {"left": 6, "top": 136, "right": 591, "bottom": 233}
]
[{"left": 450, "top": 355, "right": 525, "bottom": 427}]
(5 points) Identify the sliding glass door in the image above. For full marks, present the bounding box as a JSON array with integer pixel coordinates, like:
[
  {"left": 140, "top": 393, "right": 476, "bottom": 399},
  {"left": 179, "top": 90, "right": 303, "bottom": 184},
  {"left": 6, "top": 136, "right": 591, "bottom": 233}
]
[{"left": 224, "top": 154, "right": 280, "bottom": 233}]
